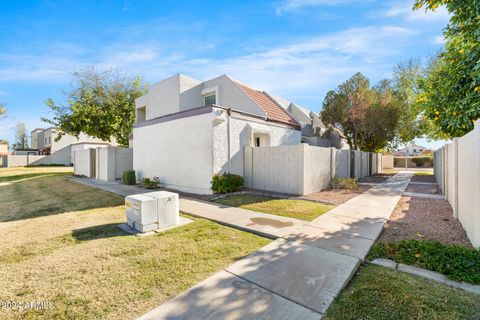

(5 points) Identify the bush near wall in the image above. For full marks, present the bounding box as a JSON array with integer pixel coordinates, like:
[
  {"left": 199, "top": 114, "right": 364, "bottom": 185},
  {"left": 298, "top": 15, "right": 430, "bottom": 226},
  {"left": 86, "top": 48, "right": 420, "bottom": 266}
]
[
  {"left": 211, "top": 173, "right": 244, "bottom": 193},
  {"left": 411, "top": 156, "right": 433, "bottom": 167},
  {"left": 369, "top": 240, "right": 480, "bottom": 284},
  {"left": 122, "top": 170, "right": 136, "bottom": 185}
]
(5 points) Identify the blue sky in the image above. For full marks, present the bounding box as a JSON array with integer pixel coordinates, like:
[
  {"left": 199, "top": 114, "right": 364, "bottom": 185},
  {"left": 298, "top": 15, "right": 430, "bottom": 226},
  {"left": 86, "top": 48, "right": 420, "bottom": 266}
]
[{"left": 0, "top": 0, "right": 450, "bottom": 149}]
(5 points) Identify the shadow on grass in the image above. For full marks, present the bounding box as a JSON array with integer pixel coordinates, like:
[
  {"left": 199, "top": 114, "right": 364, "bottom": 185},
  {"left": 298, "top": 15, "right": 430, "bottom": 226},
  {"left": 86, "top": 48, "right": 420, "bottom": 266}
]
[
  {"left": 214, "top": 194, "right": 275, "bottom": 207},
  {"left": 0, "top": 175, "right": 124, "bottom": 223},
  {"left": 72, "top": 223, "right": 130, "bottom": 242},
  {"left": 0, "top": 172, "right": 67, "bottom": 183}
]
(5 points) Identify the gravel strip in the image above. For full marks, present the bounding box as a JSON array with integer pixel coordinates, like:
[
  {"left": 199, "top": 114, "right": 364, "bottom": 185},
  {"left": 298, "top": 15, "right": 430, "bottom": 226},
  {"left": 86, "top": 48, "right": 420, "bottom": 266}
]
[
  {"left": 380, "top": 196, "right": 472, "bottom": 247},
  {"left": 405, "top": 183, "right": 441, "bottom": 194},
  {"left": 410, "top": 175, "right": 436, "bottom": 183},
  {"left": 299, "top": 185, "right": 372, "bottom": 205}
]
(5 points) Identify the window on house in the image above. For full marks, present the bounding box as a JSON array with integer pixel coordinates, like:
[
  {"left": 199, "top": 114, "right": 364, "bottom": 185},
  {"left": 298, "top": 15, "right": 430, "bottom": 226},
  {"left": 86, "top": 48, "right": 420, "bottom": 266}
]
[
  {"left": 45, "top": 138, "right": 47, "bottom": 145},
  {"left": 136, "top": 106, "right": 146, "bottom": 122},
  {"left": 255, "top": 137, "right": 261, "bottom": 147},
  {"left": 48, "top": 137, "right": 51, "bottom": 144},
  {"left": 204, "top": 94, "right": 216, "bottom": 106}
]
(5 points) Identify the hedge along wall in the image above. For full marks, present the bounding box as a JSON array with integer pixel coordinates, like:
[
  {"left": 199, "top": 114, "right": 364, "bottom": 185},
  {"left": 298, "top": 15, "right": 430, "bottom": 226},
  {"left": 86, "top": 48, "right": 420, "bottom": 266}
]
[
  {"left": 243, "top": 144, "right": 381, "bottom": 195},
  {"left": 435, "top": 119, "right": 480, "bottom": 248},
  {"left": 393, "top": 156, "right": 433, "bottom": 168}
]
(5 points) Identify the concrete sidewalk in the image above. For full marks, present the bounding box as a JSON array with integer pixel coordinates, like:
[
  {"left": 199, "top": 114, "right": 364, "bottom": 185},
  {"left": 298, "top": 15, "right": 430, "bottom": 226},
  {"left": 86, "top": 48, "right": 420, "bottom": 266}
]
[
  {"left": 137, "top": 172, "right": 413, "bottom": 319},
  {"left": 71, "top": 173, "right": 413, "bottom": 319},
  {"left": 71, "top": 177, "right": 307, "bottom": 239}
]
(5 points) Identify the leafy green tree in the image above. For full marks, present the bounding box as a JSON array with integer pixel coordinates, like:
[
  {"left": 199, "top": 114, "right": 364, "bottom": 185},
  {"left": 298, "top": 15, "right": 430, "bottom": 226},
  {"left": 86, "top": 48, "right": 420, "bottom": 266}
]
[
  {"left": 0, "top": 103, "right": 6, "bottom": 118},
  {"left": 393, "top": 58, "right": 449, "bottom": 141},
  {"left": 357, "top": 80, "right": 401, "bottom": 152},
  {"left": 321, "top": 73, "right": 374, "bottom": 150},
  {"left": 414, "top": 0, "right": 480, "bottom": 137},
  {"left": 13, "top": 122, "right": 28, "bottom": 149},
  {"left": 43, "top": 66, "right": 147, "bottom": 146}
]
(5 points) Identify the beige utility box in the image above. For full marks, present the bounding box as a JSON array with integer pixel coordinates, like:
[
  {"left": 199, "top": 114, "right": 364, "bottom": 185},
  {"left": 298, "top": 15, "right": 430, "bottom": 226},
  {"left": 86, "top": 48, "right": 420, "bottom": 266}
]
[
  {"left": 125, "top": 191, "right": 179, "bottom": 233},
  {"left": 144, "top": 191, "right": 179, "bottom": 228},
  {"left": 125, "top": 194, "right": 159, "bottom": 232}
]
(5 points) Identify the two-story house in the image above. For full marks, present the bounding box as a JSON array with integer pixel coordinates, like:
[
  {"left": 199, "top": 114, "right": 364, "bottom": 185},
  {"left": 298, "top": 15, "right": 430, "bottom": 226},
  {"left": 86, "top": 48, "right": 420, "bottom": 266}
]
[{"left": 133, "top": 73, "right": 302, "bottom": 194}]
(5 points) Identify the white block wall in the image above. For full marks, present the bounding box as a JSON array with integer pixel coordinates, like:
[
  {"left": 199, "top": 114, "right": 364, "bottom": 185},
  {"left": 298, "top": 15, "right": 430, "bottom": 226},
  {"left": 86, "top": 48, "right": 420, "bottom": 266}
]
[
  {"left": 133, "top": 112, "right": 215, "bottom": 195},
  {"left": 435, "top": 120, "right": 480, "bottom": 247},
  {"left": 74, "top": 149, "right": 94, "bottom": 177},
  {"left": 245, "top": 144, "right": 379, "bottom": 195}
]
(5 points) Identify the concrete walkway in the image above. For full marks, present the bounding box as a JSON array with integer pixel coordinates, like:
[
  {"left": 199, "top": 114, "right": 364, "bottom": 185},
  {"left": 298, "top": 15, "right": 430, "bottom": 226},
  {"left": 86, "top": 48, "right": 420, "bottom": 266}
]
[
  {"left": 71, "top": 173, "right": 413, "bottom": 319},
  {"left": 72, "top": 178, "right": 307, "bottom": 239}
]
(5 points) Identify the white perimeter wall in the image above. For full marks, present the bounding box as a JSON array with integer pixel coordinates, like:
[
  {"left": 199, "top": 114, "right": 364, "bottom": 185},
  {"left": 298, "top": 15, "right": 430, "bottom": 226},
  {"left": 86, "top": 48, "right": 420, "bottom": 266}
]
[
  {"left": 6, "top": 155, "right": 45, "bottom": 167},
  {"left": 96, "top": 147, "right": 133, "bottom": 182},
  {"left": 212, "top": 115, "right": 301, "bottom": 177},
  {"left": 435, "top": 120, "right": 480, "bottom": 247},
  {"left": 74, "top": 149, "right": 93, "bottom": 177},
  {"left": 133, "top": 112, "right": 215, "bottom": 194},
  {"left": 244, "top": 144, "right": 379, "bottom": 195}
]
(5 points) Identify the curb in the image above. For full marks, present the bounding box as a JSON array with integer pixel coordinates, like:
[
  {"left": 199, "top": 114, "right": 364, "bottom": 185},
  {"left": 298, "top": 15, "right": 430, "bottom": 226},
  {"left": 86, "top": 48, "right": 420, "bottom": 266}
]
[{"left": 369, "top": 258, "right": 480, "bottom": 295}]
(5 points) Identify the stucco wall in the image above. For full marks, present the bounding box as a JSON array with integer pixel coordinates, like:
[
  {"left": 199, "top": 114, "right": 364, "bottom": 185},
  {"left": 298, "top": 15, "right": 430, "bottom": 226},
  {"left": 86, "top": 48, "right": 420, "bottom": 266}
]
[
  {"left": 135, "top": 74, "right": 267, "bottom": 124},
  {"left": 74, "top": 149, "right": 94, "bottom": 177},
  {"left": 133, "top": 111, "right": 215, "bottom": 194},
  {"left": 212, "top": 112, "right": 301, "bottom": 177},
  {"left": 334, "top": 149, "right": 350, "bottom": 178},
  {"left": 30, "top": 146, "right": 72, "bottom": 166},
  {"left": 302, "top": 145, "right": 333, "bottom": 194},
  {"left": 435, "top": 120, "right": 480, "bottom": 248},
  {"left": 244, "top": 145, "right": 377, "bottom": 195},
  {"left": 6, "top": 155, "right": 45, "bottom": 167},
  {"left": 382, "top": 155, "right": 394, "bottom": 169}
]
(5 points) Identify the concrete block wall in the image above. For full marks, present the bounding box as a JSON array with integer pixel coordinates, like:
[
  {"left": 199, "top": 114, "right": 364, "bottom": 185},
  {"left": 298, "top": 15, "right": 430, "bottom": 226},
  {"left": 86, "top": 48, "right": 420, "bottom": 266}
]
[
  {"left": 5, "top": 155, "right": 46, "bottom": 167},
  {"left": 382, "top": 155, "right": 394, "bottom": 169},
  {"left": 244, "top": 144, "right": 379, "bottom": 196},
  {"left": 436, "top": 120, "right": 480, "bottom": 247},
  {"left": 96, "top": 146, "right": 133, "bottom": 182},
  {"left": 74, "top": 149, "right": 94, "bottom": 177}
]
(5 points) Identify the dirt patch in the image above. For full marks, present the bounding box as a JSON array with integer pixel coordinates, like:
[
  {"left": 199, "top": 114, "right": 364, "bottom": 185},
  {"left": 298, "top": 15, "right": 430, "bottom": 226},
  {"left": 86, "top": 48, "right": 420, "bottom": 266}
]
[
  {"left": 405, "top": 183, "right": 441, "bottom": 194},
  {"left": 380, "top": 196, "right": 472, "bottom": 247},
  {"left": 410, "top": 175, "right": 436, "bottom": 183},
  {"left": 248, "top": 217, "right": 294, "bottom": 228},
  {"left": 358, "top": 173, "right": 394, "bottom": 184},
  {"left": 299, "top": 185, "right": 372, "bottom": 205}
]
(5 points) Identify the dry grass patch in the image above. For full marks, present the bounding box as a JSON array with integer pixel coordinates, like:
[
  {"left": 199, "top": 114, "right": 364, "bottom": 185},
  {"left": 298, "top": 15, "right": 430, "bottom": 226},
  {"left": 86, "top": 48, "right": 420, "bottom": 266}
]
[
  {"left": 325, "top": 265, "right": 480, "bottom": 320},
  {"left": 214, "top": 194, "right": 335, "bottom": 221},
  {"left": 0, "top": 168, "right": 269, "bottom": 319}
]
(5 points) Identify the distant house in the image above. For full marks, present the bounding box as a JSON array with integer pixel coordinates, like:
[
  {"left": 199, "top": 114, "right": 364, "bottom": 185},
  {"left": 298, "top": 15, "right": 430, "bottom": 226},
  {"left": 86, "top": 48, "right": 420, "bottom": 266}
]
[
  {"left": 133, "top": 74, "right": 302, "bottom": 194},
  {"left": 0, "top": 142, "right": 9, "bottom": 155},
  {"left": 270, "top": 98, "right": 348, "bottom": 149},
  {"left": 25, "top": 128, "right": 116, "bottom": 165},
  {"left": 393, "top": 144, "right": 427, "bottom": 156}
]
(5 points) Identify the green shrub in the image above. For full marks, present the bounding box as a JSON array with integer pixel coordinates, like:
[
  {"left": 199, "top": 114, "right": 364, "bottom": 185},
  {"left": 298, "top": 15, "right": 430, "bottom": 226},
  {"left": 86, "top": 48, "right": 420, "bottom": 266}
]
[
  {"left": 411, "top": 156, "right": 432, "bottom": 167},
  {"left": 142, "top": 177, "right": 160, "bottom": 189},
  {"left": 369, "top": 240, "right": 480, "bottom": 284},
  {"left": 211, "top": 173, "right": 244, "bottom": 193},
  {"left": 331, "top": 177, "right": 358, "bottom": 190},
  {"left": 122, "top": 170, "right": 136, "bottom": 185}
]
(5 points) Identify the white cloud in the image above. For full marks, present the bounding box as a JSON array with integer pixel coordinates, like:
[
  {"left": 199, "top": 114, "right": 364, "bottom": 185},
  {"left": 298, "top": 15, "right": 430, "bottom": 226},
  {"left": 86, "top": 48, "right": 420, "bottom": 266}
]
[
  {"left": 433, "top": 35, "right": 445, "bottom": 45},
  {"left": 276, "top": 0, "right": 371, "bottom": 14},
  {"left": 376, "top": 2, "right": 450, "bottom": 21}
]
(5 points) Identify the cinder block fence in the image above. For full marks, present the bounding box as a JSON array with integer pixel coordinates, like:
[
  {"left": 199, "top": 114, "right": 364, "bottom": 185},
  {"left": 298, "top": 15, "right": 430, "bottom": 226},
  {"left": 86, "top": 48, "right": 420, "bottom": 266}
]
[
  {"left": 244, "top": 144, "right": 382, "bottom": 195},
  {"left": 434, "top": 119, "right": 480, "bottom": 248}
]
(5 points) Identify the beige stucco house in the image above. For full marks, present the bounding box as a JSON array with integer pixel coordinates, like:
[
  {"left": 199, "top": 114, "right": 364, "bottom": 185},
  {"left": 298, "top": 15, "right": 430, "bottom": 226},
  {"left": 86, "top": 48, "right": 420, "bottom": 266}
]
[
  {"left": 133, "top": 74, "right": 302, "bottom": 194},
  {"left": 28, "top": 128, "right": 115, "bottom": 165},
  {"left": 270, "top": 98, "right": 348, "bottom": 149}
]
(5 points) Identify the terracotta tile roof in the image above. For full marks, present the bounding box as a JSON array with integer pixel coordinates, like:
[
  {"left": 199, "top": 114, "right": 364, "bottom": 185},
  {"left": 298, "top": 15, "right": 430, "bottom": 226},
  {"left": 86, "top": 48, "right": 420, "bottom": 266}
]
[{"left": 236, "top": 82, "right": 299, "bottom": 127}]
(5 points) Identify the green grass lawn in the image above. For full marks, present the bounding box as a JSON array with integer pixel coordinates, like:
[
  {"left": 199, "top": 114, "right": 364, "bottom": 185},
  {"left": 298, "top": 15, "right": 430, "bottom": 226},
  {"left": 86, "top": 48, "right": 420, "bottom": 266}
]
[
  {"left": 0, "top": 168, "right": 269, "bottom": 319},
  {"left": 369, "top": 240, "right": 480, "bottom": 284},
  {"left": 213, "top": 194, "right": 335, "bottom": 221},
  {"left": 325, "top": 265, "right": 480, "bottom": 320}
]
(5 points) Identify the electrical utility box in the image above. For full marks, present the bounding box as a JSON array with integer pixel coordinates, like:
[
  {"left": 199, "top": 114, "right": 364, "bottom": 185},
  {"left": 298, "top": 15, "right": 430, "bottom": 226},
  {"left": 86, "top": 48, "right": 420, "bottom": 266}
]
[{"left": 125, "top": 191, "right": 179, "bottom": 233}]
